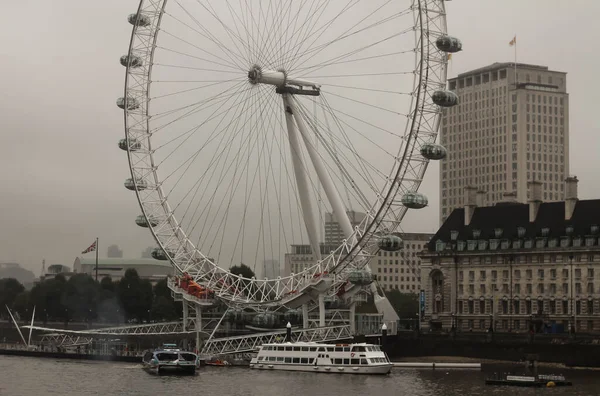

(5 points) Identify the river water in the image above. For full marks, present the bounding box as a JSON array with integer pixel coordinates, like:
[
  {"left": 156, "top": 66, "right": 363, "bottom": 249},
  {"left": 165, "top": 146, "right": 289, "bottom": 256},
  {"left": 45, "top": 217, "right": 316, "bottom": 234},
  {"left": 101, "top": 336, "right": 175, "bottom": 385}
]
[{"left": 1, "top": 355, "right": 599, "bottom": 396}]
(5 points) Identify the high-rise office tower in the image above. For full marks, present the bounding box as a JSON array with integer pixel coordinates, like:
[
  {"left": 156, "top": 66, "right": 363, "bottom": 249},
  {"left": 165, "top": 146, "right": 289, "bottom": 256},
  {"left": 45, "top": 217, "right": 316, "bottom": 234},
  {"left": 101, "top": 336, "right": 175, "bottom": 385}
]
[
  {"left": 324, "top": 210, "right": 366, "bottom": 245},
  {"left": 439, "top": 62, "right": 569, "bottom": 224}
]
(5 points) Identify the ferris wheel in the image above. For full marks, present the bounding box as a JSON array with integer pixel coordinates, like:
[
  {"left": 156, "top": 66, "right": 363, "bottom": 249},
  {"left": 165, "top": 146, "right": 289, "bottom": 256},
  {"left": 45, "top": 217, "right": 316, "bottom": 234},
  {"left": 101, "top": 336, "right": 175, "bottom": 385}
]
[{"left": 119, "top": 0, "right": 461, "bottom": 312}]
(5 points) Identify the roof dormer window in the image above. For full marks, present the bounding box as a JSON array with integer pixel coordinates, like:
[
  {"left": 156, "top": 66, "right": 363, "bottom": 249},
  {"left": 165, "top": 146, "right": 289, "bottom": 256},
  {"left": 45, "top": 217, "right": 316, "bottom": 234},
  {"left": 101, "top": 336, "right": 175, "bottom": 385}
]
[
  {"left": 472, "top": 229, "right": 481, "bottom": 239},
  {"left": 450, "top": 230, "right": 459, "bottom": 241},
  {"left": 566, "top": 226, "right": 574, "bottom": 235},
  {"left": 541, "top": 227, "right": 550, "bottom": 237},
  {"left": 494, "top": 228, "right": 503, "bottom": 238},
  {"left": 517, "top": 227, "right": 526, "bottom": 238}
]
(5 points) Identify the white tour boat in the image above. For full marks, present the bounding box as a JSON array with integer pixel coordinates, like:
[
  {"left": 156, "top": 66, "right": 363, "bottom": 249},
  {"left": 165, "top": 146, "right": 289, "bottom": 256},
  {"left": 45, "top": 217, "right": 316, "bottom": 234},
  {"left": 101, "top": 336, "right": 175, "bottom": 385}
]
[{"left": 249, "top": 341, "right": 393, "bottom": 375}]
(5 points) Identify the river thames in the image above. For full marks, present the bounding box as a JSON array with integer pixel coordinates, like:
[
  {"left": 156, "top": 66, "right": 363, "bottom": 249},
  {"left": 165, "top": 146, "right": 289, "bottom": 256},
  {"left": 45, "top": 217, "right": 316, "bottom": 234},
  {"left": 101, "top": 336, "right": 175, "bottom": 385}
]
[{"left": 1, "top": 356, "right": 600, "bottom": 396}]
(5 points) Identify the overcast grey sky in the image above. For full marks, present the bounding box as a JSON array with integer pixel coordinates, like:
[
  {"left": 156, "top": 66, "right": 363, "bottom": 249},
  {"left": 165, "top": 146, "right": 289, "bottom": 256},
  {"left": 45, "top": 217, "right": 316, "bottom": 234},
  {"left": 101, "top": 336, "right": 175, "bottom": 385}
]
[{"left": 0, "top": 1, "right": 598, "bottom": 274}]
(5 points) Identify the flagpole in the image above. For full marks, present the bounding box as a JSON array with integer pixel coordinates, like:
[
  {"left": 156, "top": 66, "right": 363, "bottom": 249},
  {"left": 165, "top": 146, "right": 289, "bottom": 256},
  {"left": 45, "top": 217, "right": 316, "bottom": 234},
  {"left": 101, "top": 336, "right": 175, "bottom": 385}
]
[{"left": 95, "top": 237, "right": 99, "bottom": 282}]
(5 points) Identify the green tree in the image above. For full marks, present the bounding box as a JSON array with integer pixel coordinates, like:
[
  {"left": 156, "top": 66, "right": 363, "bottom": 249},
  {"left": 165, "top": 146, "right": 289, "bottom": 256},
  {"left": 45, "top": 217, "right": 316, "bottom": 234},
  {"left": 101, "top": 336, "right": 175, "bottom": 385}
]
[
  {"left": 0, "top": 278, "right": 25, "bottom": 313},
  {"left": 12, "top": 291, "right": 31, "bottom": 319},
  {"left": 385, "top": 289, "right": 419, "bottom": 318},
  {"left": 64, "top": 274, "right": 99, "bottom": 323},
  {"left": 229, "top": 263, "right": 255, "bottom": 278},
  {"left": 151, "top": 278, "right": 180, "bottom": 321},
  {"left": 117, "top": 269, "right": 153, "bottom": 322}
]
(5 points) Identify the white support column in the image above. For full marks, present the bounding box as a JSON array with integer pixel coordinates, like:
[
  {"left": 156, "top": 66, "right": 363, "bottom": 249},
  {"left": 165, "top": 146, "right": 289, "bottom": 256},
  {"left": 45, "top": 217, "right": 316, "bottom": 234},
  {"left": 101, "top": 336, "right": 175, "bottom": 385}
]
[
  {"left": 288, "top": 96, "right": 354, "bottom": 243},
  {"left": 302, "top": 304, "right": 309, "bottom": 329},
  {"left": 349, "top": 301, "right": 356, "bottom": 335},
  {"left": 195, "top": 304, "right": 202, "bottom": 353},
  {"left": 282, "top": 94, "right": 322, "bottom": 261},
  {"left": 182, "top": 301, "right": 189, "bottom": 350},
  {"left": 318, "top": 294, "right": 326, "bottom": 327}
]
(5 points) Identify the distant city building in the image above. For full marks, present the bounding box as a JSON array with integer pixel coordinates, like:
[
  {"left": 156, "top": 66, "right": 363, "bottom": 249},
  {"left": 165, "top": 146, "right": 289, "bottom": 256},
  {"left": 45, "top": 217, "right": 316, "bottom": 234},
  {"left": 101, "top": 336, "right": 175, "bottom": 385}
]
[
  {"left": 262, "top": 259, "right": 280, "bottom": 279},
  {"left": 284, "top": 232, "right": 433, "bottom": 291},
  {"left": 440, "top": 62, "right": 569, "bottom": 224},
  {"left": 73, "top": 257, "right": 173, "bottom": 284},
  {"left": 420, "top": 176, "right": 600, "bottom": 333},
  {"left": 40, "top": 264, "right": 72, "bottom": 282},
  {"left": 324, "top": 211, "right": 366, "bottom": 245},
  {"left": 107, "top": 244, "right": 124, "bottom": 258},
  {"left": 284, "top": 244, "right": 340, "bottom": 276},
  {"left": 372, "top": 233, "right": 434, "bottom": 293}
]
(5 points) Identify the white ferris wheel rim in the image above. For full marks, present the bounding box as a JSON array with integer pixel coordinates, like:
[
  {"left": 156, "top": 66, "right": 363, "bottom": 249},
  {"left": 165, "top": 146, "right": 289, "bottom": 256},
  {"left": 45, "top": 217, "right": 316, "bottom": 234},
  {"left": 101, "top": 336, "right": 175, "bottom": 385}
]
[{"left": 122, "top": 0, "right": 449, "bottom": 307}]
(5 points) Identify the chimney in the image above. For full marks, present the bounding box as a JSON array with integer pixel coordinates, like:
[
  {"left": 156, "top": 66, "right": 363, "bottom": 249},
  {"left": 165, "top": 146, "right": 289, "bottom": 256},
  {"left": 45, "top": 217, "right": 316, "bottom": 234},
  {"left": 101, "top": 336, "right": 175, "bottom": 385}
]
[
  {"left": 564, "top": 175, "right": 579, "bottom": 220},
  {"left": 476, "top": 190, "right": 487, "bottom": 207},
  {"left": 464, "top": 186, "right": 477, "bottom": 226},
  {"left": 502, "top": 191, "right": 518, "bottom": 203},
  {"left": 528, "top": 180, "right": 542, "bottom": 222}
]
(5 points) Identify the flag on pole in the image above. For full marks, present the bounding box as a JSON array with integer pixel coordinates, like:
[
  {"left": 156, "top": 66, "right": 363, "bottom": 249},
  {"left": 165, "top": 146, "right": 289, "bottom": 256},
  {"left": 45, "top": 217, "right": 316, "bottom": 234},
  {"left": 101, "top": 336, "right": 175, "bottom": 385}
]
[
  {"left": 447, "top": 53, "right": 452, "bottom": 61},
  {"left": 81, "top": 240, "right": 97, "bottom": 254},
  {"left": 509, "top": 35, "right": 516, "bottom": 46}
]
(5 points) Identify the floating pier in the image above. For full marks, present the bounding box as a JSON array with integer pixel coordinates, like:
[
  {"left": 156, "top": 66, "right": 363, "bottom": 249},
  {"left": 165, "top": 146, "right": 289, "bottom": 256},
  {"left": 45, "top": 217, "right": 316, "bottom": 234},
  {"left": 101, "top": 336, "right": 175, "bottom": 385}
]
[{"left": 392, "top": 362, "right": 481, "bottom": 369}]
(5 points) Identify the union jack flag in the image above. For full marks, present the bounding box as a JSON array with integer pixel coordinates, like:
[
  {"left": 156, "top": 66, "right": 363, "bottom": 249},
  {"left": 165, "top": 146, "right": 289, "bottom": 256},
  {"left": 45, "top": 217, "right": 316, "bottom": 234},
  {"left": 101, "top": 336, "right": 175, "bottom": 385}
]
[{"left": 81, "top": 240, "right": 97, "bottom": 254}]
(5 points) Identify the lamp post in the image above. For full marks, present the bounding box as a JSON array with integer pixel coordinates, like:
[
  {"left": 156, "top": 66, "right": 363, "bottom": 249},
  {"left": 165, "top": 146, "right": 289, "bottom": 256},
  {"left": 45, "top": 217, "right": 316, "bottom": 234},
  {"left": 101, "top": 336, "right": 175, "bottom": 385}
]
[{"left": 509, "top": 255, "right": 514, "bottom": 332}]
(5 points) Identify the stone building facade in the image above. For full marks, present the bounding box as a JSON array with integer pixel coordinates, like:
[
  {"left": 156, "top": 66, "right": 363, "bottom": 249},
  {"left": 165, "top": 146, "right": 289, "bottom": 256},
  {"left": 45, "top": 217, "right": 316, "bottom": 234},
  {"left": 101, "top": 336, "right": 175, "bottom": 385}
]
[{"left": 420, "top": 176, "right": 600, "bottom": 333}]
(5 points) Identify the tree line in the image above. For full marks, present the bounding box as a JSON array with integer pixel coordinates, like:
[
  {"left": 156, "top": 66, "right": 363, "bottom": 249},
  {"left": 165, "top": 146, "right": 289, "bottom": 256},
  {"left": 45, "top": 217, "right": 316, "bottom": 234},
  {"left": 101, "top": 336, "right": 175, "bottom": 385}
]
[{"left": 0, "top": 269, "right": 180, "bottom": 325}]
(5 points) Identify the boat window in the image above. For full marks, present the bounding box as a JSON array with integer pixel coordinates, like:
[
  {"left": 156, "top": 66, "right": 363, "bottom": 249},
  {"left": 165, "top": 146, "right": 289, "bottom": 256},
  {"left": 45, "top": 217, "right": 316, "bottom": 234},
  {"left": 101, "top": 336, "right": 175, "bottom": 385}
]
[
  {"left": 334, "top": 347, "right": 343, "bottom": 352},
  {"left": 301, "top": 347, "right": 309, "bottom": 351},
  {"left": 343, "top": 347, "right": 350, "bottom": 352},
  {"left": 326, "top": 347, "right": 334, "bottom": 352},
  {"left": 310, "top": 347, "right": 317, "bottom": 352},
  {"left": 179, "top": 353, "right": 196, "bottom": 361},
  {"left": 343, "top": 359, "right": 350, "bottom": 365},
  {"left": 334, "top": 358, "right": 343, "bottom": 364},
  {"left": 269, "top": 357, "right": 276, "bottom": 361},
  {"left": 284, "top": 357, "right": 292, "bottom": 363},
  {"left": 360, "top": 358, "right": 368, "bottom": 365},
  {"left": 318, "top": 347, "right": 325, "bottom": 352},
  {"left": 276, "top": 357, "right": 284, "bottom": 362},
  {"left": 292, "top": 347, "right": 299, "bottom": 351},
  {"left": 352, "top": 346, "right": 366, "bottom": 352},
  {"left": 372, "top": 346, "right": 381, "bottom": 352},
  {"left": 351, "top": 359, "right": 360, "bottom": 365},
  {"left": 258, "top": 356, "right": 264, "bottom": 361},
  {"left": 285, "top": 346, "right": 292, "bottom": 351},
  {"left": 309, "top": 358, "right": 315, "bottom": 364},
  {"left": 156, "top": 353, "right": 178, "bottom": 361},
  {"left": 292, "top": 357, "right": 300, "bottom": 363},
  {"left": 277, "top": 346, "right": 285, "bottom": 351},
  {"left": 300, "top": 358, "right": 308, "bottom": 364}
]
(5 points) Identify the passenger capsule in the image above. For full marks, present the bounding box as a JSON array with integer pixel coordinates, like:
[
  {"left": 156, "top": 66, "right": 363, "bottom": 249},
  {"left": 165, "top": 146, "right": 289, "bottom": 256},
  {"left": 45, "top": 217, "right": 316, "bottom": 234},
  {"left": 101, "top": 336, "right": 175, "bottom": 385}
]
[
  {"left": 420, "top": 143, "right": 447, "bottom": 160},
  {"left": 120, "top": 54, "right": 143, "bottom": 68},
  {"left": 432, "top": 90, "right": 458, "bottom": 107},
  {"left": 348, "top": 270, "right": 374, "bottom": 286},
  {"left": 401, "top": 192, "right": 429, "bottom": 209},
  {"left": 118, "top": 138, "right": 141, "bottom": 151},
  {"left": 378, "top": 235, "right": 403, "bottom": 252},
  {"left": 116, "top": 97, "right": 140, "bottom": 110},
  {"left": 226, "top": 309, "right": 246, "bottom": 323},
  {"left": 435, "top": 35, "right": 463, "bottom": 53},
  {"left": 128, "top": 13, "right": 151, "bottom": 27},
  {"left": 135, "top": 214, "right": 159, "bottom": 228},
  {"left": 284, "top": 309, "right": 301, "bottom": 323},
  {"left": 151, "top": 247, "right": 172, "bottom": 260},
  {"left": 124, "top": 178, "right": 148, "bottom": 191},
  {"left": 252, "top": 312, "right": 278, "bottom": 328}
]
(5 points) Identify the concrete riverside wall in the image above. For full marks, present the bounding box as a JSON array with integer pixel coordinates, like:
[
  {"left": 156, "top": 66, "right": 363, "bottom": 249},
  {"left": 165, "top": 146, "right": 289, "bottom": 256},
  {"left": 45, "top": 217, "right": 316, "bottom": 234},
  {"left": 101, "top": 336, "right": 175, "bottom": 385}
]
[{"left": 369, "top": 331, "right": 600, "bottom": 368}]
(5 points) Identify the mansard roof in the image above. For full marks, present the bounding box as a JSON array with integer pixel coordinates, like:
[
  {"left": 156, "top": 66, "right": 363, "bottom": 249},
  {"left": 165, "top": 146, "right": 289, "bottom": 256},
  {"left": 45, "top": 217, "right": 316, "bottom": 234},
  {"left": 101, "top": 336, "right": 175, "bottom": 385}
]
[{"left": 427, "top": 199, "right": 600, "bottom": 251}]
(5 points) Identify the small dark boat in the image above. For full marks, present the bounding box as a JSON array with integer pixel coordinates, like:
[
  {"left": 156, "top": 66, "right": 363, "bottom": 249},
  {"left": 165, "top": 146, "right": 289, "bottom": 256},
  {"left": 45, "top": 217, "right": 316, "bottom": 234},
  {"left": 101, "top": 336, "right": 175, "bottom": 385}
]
[
  {"left": 142, "top": 344, "right": 199, "bottom": 375},
  {"left": 205, "top": 358, "right": 231, "bottom": 367},
  {"left": 485, "top": 373, "right": 572, "bottom": 387}
]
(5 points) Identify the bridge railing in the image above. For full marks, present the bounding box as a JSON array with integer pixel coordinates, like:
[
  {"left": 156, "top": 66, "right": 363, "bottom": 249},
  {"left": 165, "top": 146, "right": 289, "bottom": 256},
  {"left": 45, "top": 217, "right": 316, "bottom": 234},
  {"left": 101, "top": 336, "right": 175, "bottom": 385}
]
[{"left": 201, "top": 325, "right": 351, "bottom": 356}]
